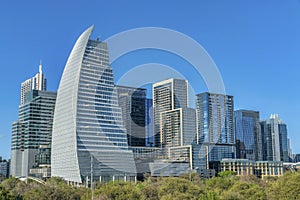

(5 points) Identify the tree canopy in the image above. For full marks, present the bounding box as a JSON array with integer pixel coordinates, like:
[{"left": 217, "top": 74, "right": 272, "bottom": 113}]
[{"left": 1, "top": 171, "right": 300, "bottom": 199}]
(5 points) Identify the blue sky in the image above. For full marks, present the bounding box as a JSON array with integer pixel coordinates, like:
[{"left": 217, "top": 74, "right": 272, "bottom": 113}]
[{"left": 0, "top": 1, "right": 300, "bottom": 159}]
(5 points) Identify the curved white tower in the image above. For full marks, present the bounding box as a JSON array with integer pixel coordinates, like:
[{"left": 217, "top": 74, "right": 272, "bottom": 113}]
[{"left": 51, "top": 26, "right": 136, "bottom": 183}]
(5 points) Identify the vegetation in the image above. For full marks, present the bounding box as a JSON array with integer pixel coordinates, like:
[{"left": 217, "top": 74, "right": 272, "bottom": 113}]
[{"left": 1, "top": 171, "right": 300, "bottom": 200}]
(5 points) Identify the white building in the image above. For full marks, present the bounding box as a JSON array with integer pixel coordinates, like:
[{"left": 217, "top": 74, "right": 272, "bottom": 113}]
[{"left": 51, "top": 26, "right": 136, "bottom": 184}]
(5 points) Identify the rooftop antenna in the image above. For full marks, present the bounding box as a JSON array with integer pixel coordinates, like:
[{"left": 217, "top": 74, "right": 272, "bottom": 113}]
[{"left": 39, "top": 60, "right": 43, "bottom": 73}]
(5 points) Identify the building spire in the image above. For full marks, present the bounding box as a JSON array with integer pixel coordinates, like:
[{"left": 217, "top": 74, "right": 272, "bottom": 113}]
[{"left": 39, "top": 60, "right": 43, "bottom": 74}]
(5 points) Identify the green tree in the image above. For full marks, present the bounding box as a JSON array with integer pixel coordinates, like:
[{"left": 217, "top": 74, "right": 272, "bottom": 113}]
[
  {"left": 157, "top": 177, "right": 206, "bottom": 199},
  {"left": 221, "top": 182, "right": 266, "bottom": 200},
  {"left": 0, "top": 185, "right": 16, "bottom": 200},
  {"left": 95, "top": 181, "right": 142, "bottom": 200},
  {"left": 266, "top": 172, "right": 300, "bottom": 200}
]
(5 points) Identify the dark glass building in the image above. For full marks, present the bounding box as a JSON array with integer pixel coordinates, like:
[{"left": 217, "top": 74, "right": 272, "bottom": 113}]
[
  {"left": 234, "top": 110, "right": 262, "bottom": 161},
  {"left": 11, "top": 90, "right": 57, "bottom": 177},
  {"left": 116, "top": 85, "right": 146, "bottom": 147},
  {"left": 260, "top": 114, "right": 289, "bottom": 162}
]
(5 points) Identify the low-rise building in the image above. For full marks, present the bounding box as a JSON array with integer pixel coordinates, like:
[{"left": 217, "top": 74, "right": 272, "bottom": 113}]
[
  {"left": 220, "top": 159, "right": 254, "bottom": 176},
  {"left": 255, "top": 161, "right": 283, "bottom": 178},
  {"left": 219, "top": 159, "right": 284, "bottom": 178}
]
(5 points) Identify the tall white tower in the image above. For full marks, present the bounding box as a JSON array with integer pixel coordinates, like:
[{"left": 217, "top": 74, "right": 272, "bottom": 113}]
[{"left": 20, "top": 62, "right": 46, "bottom": 105}]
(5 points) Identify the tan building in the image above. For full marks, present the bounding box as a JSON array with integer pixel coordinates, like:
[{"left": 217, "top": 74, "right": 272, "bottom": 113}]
[{"left": 220, "top": 159, "right": 283, "bottom": 178}]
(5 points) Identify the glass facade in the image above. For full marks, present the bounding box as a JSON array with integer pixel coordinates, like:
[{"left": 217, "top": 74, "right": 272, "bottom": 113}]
[
  {"left": 161, "top": 108, "right": 196, "bottom": 147},
  {"left": 260, "top": 114, "right": 289, "bottom": 162},
  {"left": 116, "top": 85, "right": 146, "bottom": 147},
  {"left": 20, "top": 63, "right": 46, "bottom": 105},
  {"left": 153, "top": 79, "right": 188, "bottom": 147},
  {"left": 234, "top": 110, "right": 262, "bottom": 161},
  {"left": 196, "top": 92, "right": 235, "bottom": 162},
  {"left": 10, "top": 90, "right": 56, "bottom": 177},
  {"left": 145, "top": 98, "right": 154, "bottom": 147},
  {"left": 51, "top": 26, "right": 136, "bottom": 183}
]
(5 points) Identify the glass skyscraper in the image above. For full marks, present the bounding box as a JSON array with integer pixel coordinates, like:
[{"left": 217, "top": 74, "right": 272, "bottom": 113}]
[
  {"left": 116, "top": 85, "right": 146, "bottom": 147},
  {"left": 10, "top": 89, "right": 56, "bottom": 177},
  {"left": 51, "top": 26, "right": 136, "bottom": 184},
  {"left": 260, "top": 114, "right": 289, "bottom": 162},
  {"left": 234, "top": 110, "right": 262, "bottom": 161},
  {"left": 145, "top": 98, "right": 154, "bottom": 147},
  {"left": 196, "top": 92, "right": 235, "bottom": 162}
]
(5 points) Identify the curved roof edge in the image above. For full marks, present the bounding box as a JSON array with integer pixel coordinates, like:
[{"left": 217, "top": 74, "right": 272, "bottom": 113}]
[{"left": 51, "top": 25, "right": 94, "bottom": 183}]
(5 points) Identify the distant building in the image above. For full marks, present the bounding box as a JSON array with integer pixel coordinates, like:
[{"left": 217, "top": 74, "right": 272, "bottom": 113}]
[
  {"left": 220, "top": 159, "right": 283, "bottom": 178},
  {"left": 294, "top": 154, "right": 300, "bottom": 162},
  {"left": 160, "top": 108, "right": 196, "bottom": 147},
  {"left": 20, "top": 63, "right": 46, "bottom": 105},
  {"left": 255, "top": 161, "right": 284, "bottom": 178},
  {"left": 29, "top": 145, "right": 51, "bottom": 179},
  {"left": 10, "top": 89, "right": 56, "bottom": 177},
  {"left": 260, "top": 114, "right": 289, "bottom": 162},
  {"left": 145, "top": 98, "right": 154, "bottom": 147},
  {"left": 116, "top": 85, "right": 146, "bottom": 147},
  {"left": 0, "top": 157, "right": 9, "bottom": 178},
  {"left": 152, "top": 78, "right": 190, "bottom": 148},
  {"left": 196, "top": 93, "right": 235, "bottom": 162},
  {"left": 234, "top": 110, "right": 262, "bottom": 161},
  {"left": 220, "top": 159, "right": 254, "bottom": 176}
]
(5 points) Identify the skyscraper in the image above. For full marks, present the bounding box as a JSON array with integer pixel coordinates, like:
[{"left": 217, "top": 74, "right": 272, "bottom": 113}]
[
  {"left": 234, "top": 110, "right": 262, "bottom": 161},
  {"left": 260, "top": 114, "right": 289, "bottom": 162},
  {"left": 152, "top": 78, "right": 196, "bottom": 148},
  {"left": 116, "top": 85, "right": 146, "bottom": 147},
  {"left": 20, "top": 63, "right": 46, "bottom": 105},
  {"left": 196, "top": 92, "right": 235, "bottom": 162},
  {"left": 51, "top": 26, "right": 136, "bottom": 184},
  {"left": 10, "top": 89, "right": 56, "bottom": 177},
  {"left": 145, "top": 98, "right": 154, "bottom": 147},
  {"left": 160, "top": 108, "right": 196, "bottom": 147}
]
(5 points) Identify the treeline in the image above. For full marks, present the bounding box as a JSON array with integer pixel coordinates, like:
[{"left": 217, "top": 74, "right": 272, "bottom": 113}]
[{"left": 1, "top": 171, "right": 300, "bottom": 200}]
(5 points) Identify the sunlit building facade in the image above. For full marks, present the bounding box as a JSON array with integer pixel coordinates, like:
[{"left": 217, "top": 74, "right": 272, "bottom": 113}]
[
  {"left": 51, "top": 26, "right": 136, "bottom": 184},
  {"left": 20, "top": 63, "right": 46, "bottom": 105},
  {"left": 11, "top": 90, "right": 56, "bottom": 177},
  {"left": 153, "top": 78, "right": 189, "bottom": 147},
  {"left": 196, "top": 92, "right": 235, "bottom": 162},
  {"left": 260, "top": 114, "right": 289, "bottom": 162}
]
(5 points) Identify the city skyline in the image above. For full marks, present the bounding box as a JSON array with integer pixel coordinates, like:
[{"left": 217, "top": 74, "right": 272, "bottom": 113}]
[{"left": 1, "top": 1, "right": 300, "bottom": 159}]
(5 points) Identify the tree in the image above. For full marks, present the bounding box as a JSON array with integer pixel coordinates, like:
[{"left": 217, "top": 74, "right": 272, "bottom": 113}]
[
  {"left": 95, "top": 181, "right": 142, "bottom": 200},
  {"left": 266, "top": 172, "right": 300, "bottom": 200},
  {"left": 0, "top": 185, "right": 15, "bottom": 200}
]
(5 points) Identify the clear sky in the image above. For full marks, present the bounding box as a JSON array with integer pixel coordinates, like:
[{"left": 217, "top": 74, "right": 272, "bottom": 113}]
[{"left": 0, "top": 1, "right": 300, "bottom": 159}]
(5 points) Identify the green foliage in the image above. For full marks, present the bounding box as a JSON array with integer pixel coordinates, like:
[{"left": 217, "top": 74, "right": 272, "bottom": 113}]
[
  {"left": 218, "top": 171, "right": 236, "bottom": 178},
  {"left": 0, "top": 185, "right": 16, "bottom": 200},
  {"left": 266, "top": 171, "right": 300, "bottom": 200},
  {"left": 95, "top": 181, "right": 142, "bottom": 200},
  {"left": 1, "top": 172, "right": 300, "bottom": 199}
]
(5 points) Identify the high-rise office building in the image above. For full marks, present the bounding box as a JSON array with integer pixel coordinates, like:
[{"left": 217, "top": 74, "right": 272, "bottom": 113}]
[
  {"left": 51, "top": 26, "right": 136, "bottom": 184},
  {"left": 234, "top": 110, "right": 262, "bottom": 161},
  {"left": 10, "top": 89, "right": 56, "bottom": 177},
  {"left": 260, "top": 114, "right": 289, "bottom": 162},
  {"left": 196, "top": 92, "right": 235, "bottom": 162},
  {"left": 152, "top": 78, "right": 197, "bottom": 148},
  {"left": 116, "top": 85, "right": 146, "bottom": 147},
  {"left": 145, "top": 98, "right": 154, "bottom": 147},
  {"left": 160, "top": 108, "right": 196, "bottom": 147},
  {"left": 20, "top": 63, "right": 46, "bottom": 105}
]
